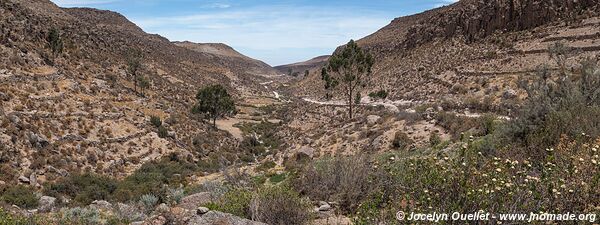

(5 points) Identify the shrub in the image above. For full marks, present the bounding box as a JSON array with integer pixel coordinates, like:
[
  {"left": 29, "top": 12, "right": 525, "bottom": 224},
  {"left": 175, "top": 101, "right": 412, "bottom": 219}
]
[
  {"left": 157, "top": 126, "right": 168, "bottom": 138},
  {"left": 368, "top": 90, "right": 388, "bottom": 100},
  {"left": 45, "top": 173, "right": 118, "bottom": 206},
  {"left": 1, "top": 185, "right": 39, "bottom": 209},
  {"left": 138, "top": 194, "right": 158, "bottom": 212},
  {"left": 292, "top": 155, "right": 372, "bottom": 213},
  {"left": 391, "top": 131, "right": 413, "bottom": 150},
  {"left": 60, "top": 207, "right": 101, "bottom": 224},
  {"left": 256, "top": 161, "right": 276, "bottom": 172},
  {"left": 112, "top": 157, "right": 197, "bottom": 203},
  {"left": 502, "top": 59, "right": 600, "bottom": 159},
  {"left": 150, "top": 116, "right": 162, "bottom": 128},
  {"left": 250, "top": 186, "right": 311, "bottom": 225},
  {"left": 207, "top": 188, "right": 253, "bottom": 219},
  {"left": 0, "top": 208, "right": 40, "bottom": 224},
  {"left": 429, "top": 132, "right": 442, "bottom": 147},
  {"left": 268, "top": 173, "right": 286, "bottom": 184},
  {"left": 166, "top": 187, "right": 184, "bottom": 205}
]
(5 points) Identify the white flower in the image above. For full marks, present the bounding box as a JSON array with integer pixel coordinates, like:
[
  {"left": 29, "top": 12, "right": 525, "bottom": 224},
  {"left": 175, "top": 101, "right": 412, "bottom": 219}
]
[
  {"left": 579, "top": 158, "right": 585, "bottom": 162},
  {"left": 592, "top": 159, "right": 598, "bottom": 165},
  {"left": 496, "top": 168, "right": 502, "bottom": 172},
  {"left": 569, "top": 189, "right": 574, "bottom": 193}
]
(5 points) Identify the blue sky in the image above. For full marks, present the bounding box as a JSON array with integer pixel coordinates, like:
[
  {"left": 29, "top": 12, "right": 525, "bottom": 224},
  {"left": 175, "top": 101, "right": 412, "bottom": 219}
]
[{"left": 51, "top": 0, "right": 458, "bottom": 66}]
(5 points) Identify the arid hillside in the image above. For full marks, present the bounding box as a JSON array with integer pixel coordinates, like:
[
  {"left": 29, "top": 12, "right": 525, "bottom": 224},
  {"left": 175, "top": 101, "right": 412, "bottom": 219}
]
[
  {"left": 274, "top": 55, "right": 330, "bottom": 76},
  {"left": 0, "top": 0, "right": 277, "bottom": 186},
  {"left": 294, "top": 0, "right": 600, "bottom": 107}
]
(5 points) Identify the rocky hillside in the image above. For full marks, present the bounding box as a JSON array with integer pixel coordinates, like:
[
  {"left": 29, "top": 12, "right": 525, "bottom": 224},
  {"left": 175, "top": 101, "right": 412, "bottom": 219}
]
[
  {"left": 274, "top": 55, "right": 330, "bottom": 76},
  {"left": 174, "top": 41, "right": 279, "bottom": 78},
  {"left": 294, "top": 0, "right": 600, "bottom": 106},
  {"left": 0, "top": 0, "right": 274, "bottom": 186}
]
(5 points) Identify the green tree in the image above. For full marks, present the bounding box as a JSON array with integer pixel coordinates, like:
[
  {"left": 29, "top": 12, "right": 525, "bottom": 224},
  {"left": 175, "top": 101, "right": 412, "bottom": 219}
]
[
  {"left": 138, "top": 76, "right": 150, "bottom": 96},
  {"left": 126, "top": 49, "right": 142, "bottom": 93},
  {"left": 47, "top": 28, "right": 63, "bottom": 57},
  {"left": 322, "top": 40, "right": 373, "bottom": 118},
  {"left": 193, "top": 84, "right": 236, "bottom": 127}
]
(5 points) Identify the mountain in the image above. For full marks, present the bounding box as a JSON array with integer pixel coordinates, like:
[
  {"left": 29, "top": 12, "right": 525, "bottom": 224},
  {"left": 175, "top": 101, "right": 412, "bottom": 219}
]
[
  {"left": 294, "top": 0, "right": 600, "bottom": 104},
  {"left": 174, "top": 41, "right": 279, "bottom": 77},
  {"left": 0, "top": 0, "right": 268, "bottom": 183},
  {"left": 274, "top": 55, "right": 330, "bottom": 76}
]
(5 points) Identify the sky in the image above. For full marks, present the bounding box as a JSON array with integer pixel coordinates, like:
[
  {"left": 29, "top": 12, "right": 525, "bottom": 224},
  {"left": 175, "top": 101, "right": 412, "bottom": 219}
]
[{"left": 50, "top": 0, "right": 458, "bottom": 66}]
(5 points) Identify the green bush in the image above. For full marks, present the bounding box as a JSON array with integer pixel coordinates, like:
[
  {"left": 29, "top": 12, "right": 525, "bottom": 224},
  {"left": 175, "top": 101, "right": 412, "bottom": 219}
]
[
  {"left": 250, "top": 186, "right": 310, "bottom": 225},
  {"left": 268, "top": 173, "right": 286, "bottom": 184},
  {"left": 157, "top": 126, "right": 168, "bottom": 138},
  {"left": 0, "top": 208, "right": 40, "bottom": 224},
  {"left": 207, "top": 188, "right": 253, "bottom": 219},
  {"left": 502, "top": 59, "right": 600, "bottom": 159},
  {"left": 112, "top": 157, "right": 197, "bottom": 203},
  {"left": 368, "top": 90, "right": 388, "bottom": 100},
  {"left": 391, "top": 131, "right": 413, "bottom": 150},
  {"left": 292, "top": 155, "right": 372, "bottom": 213},
  {"left": 1, "top": 185, "right": 39, "bottom": 209},
  {"left": 150, "top": 116, "right": 162, "bottom": 128},
  {"left": 45, "top": 173, "right": 118, "bottom": 206}
]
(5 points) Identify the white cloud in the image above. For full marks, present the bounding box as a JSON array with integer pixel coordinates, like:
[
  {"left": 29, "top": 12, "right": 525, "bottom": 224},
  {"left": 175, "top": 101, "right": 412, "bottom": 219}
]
[{"left": 132, "top": 6, "right": 392, "bottom": 64}]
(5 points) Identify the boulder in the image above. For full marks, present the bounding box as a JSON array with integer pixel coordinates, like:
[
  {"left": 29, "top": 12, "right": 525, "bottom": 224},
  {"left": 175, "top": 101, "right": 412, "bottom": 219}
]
[
  {"left": 366, "top": 115, "right": 382, "bottom": 125},
  {"left": 178, "top": 192, "right": 212, "bottom": 211},
  {"left": 38, "top": 196, "right": 56, "bottom": 213},
  {"left": 196, "top": 207, "right": 209, "bottom": 215},
  {"left": 318, "top": 201, "right": 331, "bottom": 212},
  {"left": 18, "top": 175, "right": 30, "bottom": 184},
  {"left": 503, "top": 89, "right": 518, "bottom": 99},
  {"left": 187, "top": 211, "right": 267, "bottom": 225},
  {"left": 296, "top": 146, "right": 315, "bottom": 159},
  {"left": 89, "top": 200, "right": 113, "bottom": 211}
]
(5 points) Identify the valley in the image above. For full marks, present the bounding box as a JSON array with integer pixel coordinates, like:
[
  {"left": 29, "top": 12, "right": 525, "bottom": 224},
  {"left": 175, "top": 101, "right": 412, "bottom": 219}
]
[{"left": 1, "top": 0, "right": 600, "bottom": 224}]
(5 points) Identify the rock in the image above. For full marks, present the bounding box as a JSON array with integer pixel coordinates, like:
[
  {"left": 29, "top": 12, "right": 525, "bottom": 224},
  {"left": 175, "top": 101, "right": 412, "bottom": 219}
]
[
  {"left": 366, "top": 115, "right": 381, "bottom": 125},
  {"left": 156, "top": 203, "right": 170, "bottom": 213},
  {"left": 196, "top": 207, "right": 209, "bottom": 215},
  {"left": 18, "top": 175, "right": 30, "bottom": 184},
  {"left": 296, "top": 146, "right": 315, "bottom": 159},
  {"left": 27, "top": 132, "right": 49, "bottom": 148},
  {"left": 187, "top": 211, "right": 267, "bottom": 225},
  {"left": 89, "top": 200, "right": 113, "bottom": 211},
  {"left": 503, "top": 89, "right": 518, "bottom": 99},
  {"left": 178, "top": 192, "right": 212, "bottom": 211},
  {"left": 146, "top": 215, "right": 167, "bottom": 225},
  {"left": 318, "top": 201, "right": 331, "bottom": 211},
  {"left": 29, "top": 173, "right": 37, "bottom": 187},
  {"left": 38, "top": 196, "right": 56, "bottom": 213}
]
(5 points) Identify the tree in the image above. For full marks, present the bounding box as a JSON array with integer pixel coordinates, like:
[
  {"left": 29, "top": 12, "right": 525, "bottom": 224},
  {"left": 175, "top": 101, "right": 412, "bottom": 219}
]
[
  {"left": 138, "top": 76, "right": 150, "bottom": 96},
  {"left": 321, "top": 40, "right": 373, "bottom": 118},
  {"left": 46, "top": 28, "right": 63, "bottom": 57},
  {"left": 193, "top": 84, "right": 236, "bottom": 127},
  {"left": 304, "top": 70, "right": 309, "bottom": 77},
  {"left": 126, "top": 48, "right": 143, "bottom": 93}
]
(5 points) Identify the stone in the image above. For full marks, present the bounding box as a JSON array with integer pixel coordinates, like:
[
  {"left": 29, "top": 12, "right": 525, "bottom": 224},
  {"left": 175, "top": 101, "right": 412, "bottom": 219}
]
[
  {"left": 503, "top": 89, "right": 518, "bottom": 99},
  {"left": 18, "top": 175, "right": 30, "bottom": 184},
  {"left": 196, "top": 207, "right": 209, "bottom": 215},
  {"left": 366, "top": 115, "right": 382, "bottom": 125},
  {"left": 296, "top": 146, "right": 315, "bottom": 159},
  {"left": 89, "top": 200, "right": 113, "bottom": 211},
  {"left": 318, "top": 201, "right": 331, "bottom": 211},
  {"left": 178, "top": 192, "right": 212, "bottom": 211},
  {"left": 318, "top": 204, "right": 331, "bottom": 212},
  {"left": 38, "top": 196, "right": 56, "bottom": 213}
]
